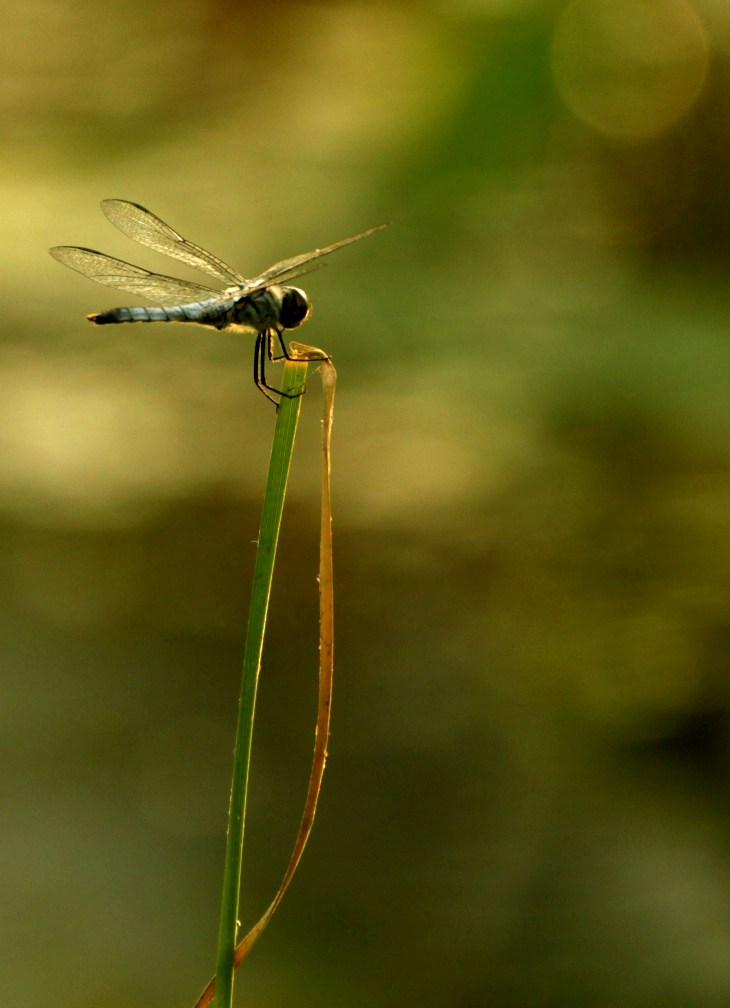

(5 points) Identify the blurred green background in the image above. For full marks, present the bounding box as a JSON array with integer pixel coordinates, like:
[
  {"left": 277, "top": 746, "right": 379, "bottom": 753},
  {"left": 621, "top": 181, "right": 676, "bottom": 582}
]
[{"left": 3, "top": 0, "right": 730, "bottom": 1005}]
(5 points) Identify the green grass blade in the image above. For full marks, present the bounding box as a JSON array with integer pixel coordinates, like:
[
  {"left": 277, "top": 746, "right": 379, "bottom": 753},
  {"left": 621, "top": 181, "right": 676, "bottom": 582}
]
[{"left": 214, "top": 361, "right": 309, "bottom": 1008}]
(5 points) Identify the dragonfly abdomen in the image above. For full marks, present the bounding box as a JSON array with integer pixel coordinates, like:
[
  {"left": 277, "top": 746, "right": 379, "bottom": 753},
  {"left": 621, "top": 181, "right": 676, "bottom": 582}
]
[{"left": 88, "top": 299, "right": 235, "bottom": 327}]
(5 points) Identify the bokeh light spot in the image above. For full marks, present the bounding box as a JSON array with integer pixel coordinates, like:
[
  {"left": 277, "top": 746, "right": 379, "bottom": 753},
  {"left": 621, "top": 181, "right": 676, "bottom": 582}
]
[{"left": 551, "top": 0, "right": 710, "bottom": 141}]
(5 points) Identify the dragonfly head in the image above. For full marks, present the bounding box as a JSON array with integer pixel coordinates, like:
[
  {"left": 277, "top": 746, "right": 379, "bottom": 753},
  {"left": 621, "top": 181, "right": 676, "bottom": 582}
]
[{"left": 280, "top": 287, "right": 311, "bottom": 330}]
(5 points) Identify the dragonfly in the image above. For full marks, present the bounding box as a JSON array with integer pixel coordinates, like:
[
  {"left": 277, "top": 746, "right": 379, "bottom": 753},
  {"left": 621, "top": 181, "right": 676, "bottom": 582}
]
[{"left": 50, "top": 200, "right": 387, "bottom": 404}]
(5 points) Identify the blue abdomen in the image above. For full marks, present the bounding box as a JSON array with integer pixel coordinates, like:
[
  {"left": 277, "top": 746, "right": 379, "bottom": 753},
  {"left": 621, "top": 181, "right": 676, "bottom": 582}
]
[{"left": 89, "top": 299, "right": 236, "bottom": 328}]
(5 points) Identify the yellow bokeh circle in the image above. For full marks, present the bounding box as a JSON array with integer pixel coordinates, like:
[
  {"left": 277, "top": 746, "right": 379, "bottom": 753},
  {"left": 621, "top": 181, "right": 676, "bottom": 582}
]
[{"left": 552, "top": 0, "right": 710, "bottom": 141}]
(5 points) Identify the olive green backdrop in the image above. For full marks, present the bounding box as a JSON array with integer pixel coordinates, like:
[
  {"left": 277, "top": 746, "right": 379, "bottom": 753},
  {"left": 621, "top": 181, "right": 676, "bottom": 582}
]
[{"left": 3, "top": 1, "right": 730, "bottom": 1006}]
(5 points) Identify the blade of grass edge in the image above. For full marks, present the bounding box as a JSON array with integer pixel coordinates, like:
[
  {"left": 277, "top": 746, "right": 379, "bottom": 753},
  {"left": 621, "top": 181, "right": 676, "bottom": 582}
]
[
  {"left": 195, "top": 354, "right": 336, "bottom": 1008},
  {"left": 212, "top": 360, "right": 308, "bottom": 1008}
]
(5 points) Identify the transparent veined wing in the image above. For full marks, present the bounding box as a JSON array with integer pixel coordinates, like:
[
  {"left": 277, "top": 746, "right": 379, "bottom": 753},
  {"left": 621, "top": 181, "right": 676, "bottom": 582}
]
[
  {"left": 49, "top": 246, "right": 222, "bottom": 306},
  {"left": 101, "top": 199, "right": 246, "bottom": 287},
  {"left": 245, "top": 222, "right": 390, "bottom": 292}
]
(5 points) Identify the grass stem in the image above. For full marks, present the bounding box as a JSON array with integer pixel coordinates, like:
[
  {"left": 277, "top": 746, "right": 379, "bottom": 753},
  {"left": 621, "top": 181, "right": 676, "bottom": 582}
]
[{"left": 213, "top": 361, "right": 308, "bottom": 1008}]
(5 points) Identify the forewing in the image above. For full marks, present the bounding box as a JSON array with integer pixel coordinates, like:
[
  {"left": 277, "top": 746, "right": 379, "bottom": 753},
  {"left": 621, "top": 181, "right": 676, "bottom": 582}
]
[
  {"left": 50, "top": 246, "right": 222, "bottom": 306},
  {"left": 101, "top": 199, "right": 245, "bottom": 286},
  {"left": 246, "top": 222, "right": 389, "bottom": 292}
]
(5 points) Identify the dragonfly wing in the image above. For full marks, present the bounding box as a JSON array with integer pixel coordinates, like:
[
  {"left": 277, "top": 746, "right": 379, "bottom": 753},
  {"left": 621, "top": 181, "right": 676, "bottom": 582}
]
[
  {"left": 101, "top": 199, "right": 246, "bottom": 287},
  {"left": 245, "top": 222, "right": 389, "bottom": 292},
  {"left": 50, "top": 246, "right": 223, "bottom": 306}
]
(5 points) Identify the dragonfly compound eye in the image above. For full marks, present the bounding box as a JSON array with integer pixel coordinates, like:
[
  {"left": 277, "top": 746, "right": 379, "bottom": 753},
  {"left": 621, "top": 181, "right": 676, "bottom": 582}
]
[{"left": 280, "top": 287, "right": 311, "bottom": 330}]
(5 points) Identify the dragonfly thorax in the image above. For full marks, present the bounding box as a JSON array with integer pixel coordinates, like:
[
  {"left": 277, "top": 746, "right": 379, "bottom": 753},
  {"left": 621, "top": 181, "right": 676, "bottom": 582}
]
[{"left": 231, "top": 284, "right": 311, "bottom": 333}]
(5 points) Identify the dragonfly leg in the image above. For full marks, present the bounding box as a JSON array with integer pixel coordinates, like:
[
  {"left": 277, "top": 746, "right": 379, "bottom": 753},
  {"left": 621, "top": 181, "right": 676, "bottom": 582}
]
[
  {"left": 253, "top": 331, "right": 280, "bottom": 406},
  {"left": 254, "top": 329, "right": 306, "bottom": 405},
  {"left": 269, "top": 328, "right": 330, "bottom": 364},
  {"left": 268, "top": 328, "right": 296, "bottom": 362}
]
